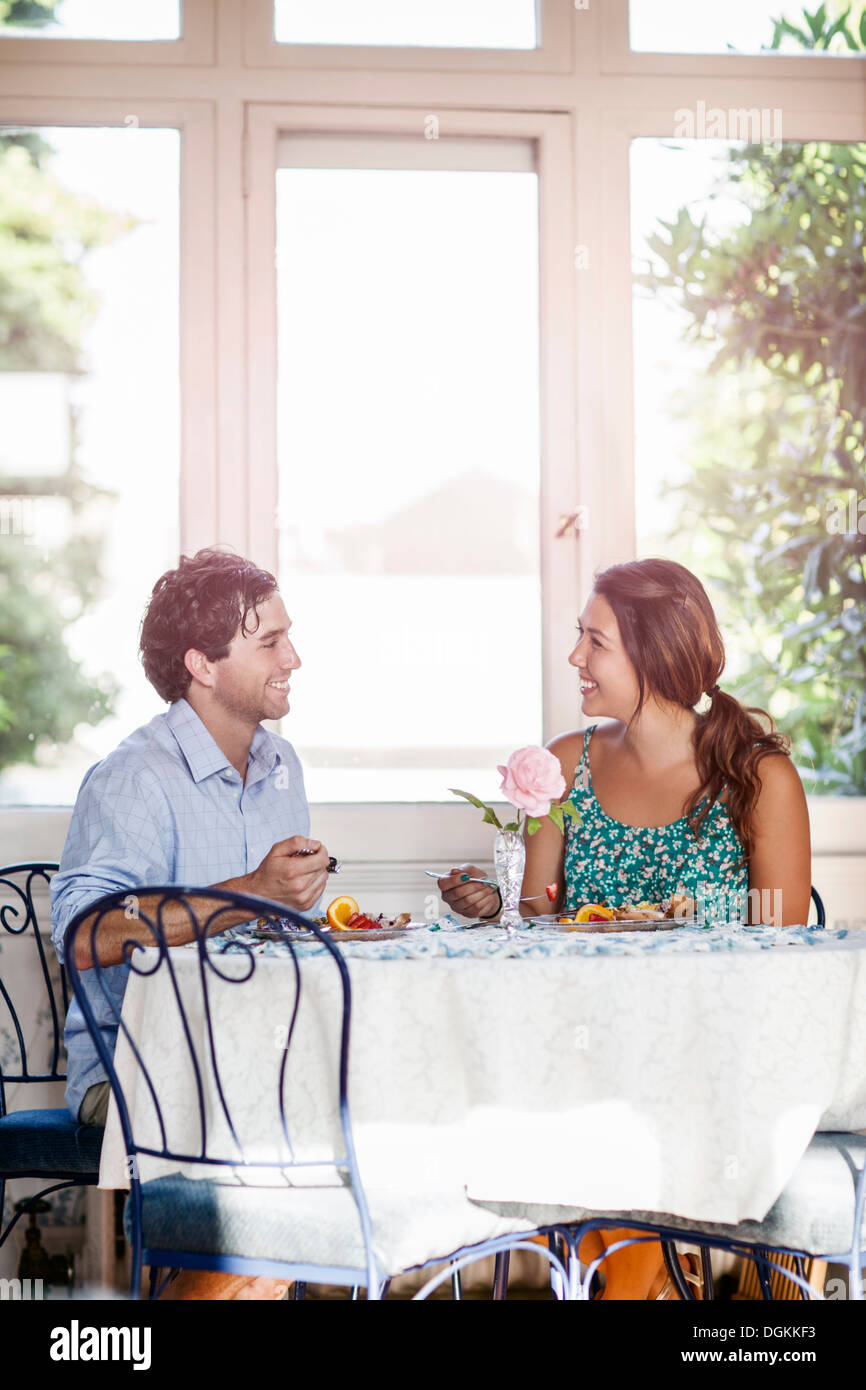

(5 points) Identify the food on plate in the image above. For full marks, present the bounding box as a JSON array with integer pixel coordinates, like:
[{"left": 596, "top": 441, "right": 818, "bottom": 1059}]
[
  {"left": 573, "top": 904, "right": 615, "bottom": 923},
  {"left": 326, "top": 895, "right": 360, "bottom": 930},
  {"left": 325, "top": 896, "right": 412, "bottom": 931},
  {"left": 545, "top": 883, "right": 559, "bottom": 902},
  {"left": 610, "top": 904, "right": 660, "bottom": 922},
  {"left": 555, "top": 895, "right": 698, "bottom": 924}
]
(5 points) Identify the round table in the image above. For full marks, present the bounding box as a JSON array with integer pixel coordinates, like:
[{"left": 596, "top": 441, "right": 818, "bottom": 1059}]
[{"left": 98, "top": 922, "right": 866, "bottom": 1226}]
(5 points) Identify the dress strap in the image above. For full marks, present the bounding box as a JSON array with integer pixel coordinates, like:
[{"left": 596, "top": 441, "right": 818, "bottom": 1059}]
[{"left": 573, "top": 725, "right": 597, "bottom": 792}]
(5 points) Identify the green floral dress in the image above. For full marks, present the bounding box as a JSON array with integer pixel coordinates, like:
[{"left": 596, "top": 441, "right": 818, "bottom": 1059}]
[{"left": 563, "top": 726, "right": 748, "bottom": 926}]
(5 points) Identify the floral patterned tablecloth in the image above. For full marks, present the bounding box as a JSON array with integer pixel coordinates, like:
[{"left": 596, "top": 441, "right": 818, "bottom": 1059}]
[{"left": 98, "top": 922, "right": 866, "bottom": 1225}]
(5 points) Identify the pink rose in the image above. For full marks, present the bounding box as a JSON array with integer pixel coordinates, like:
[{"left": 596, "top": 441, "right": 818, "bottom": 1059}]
[{"left": 497, "top": 745, "right": 566, "bottom": 817}]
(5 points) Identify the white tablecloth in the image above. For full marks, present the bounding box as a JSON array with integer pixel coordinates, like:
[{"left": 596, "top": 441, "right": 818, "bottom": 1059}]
[{"left": 98, "top": 924, "right": 866, "bottom": 1225}]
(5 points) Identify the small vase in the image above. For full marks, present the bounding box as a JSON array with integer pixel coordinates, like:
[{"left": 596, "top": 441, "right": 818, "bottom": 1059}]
[{"left": 494, "top": 828, "right": 526, "bottom": 935}]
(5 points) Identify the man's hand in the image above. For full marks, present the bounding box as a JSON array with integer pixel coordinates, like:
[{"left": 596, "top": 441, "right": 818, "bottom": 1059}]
[
  {"left": 438, "top": 864, "right": 500, "bottom": 921},
  {"left": 247, "top": 836, "right": 330, "bottom": 914}
]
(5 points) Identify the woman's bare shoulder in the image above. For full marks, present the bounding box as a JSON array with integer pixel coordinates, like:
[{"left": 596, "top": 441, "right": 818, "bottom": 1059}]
[
  {"left": 547, "top": 728, "right": 587, "bottom": 756},
  {"left": 546, "top": 729, "right": 588, "bottom": 782},
  {"left": 751, "top": 751, "right": 807, "bottom": 826},
  {"left": 754, "top": 750, "right": 806, "bottom": 797}
]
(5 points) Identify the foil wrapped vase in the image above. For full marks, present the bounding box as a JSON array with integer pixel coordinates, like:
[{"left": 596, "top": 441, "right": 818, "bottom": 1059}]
[{"left": 494, "top": 828, "right": 526, "bottom": 935}]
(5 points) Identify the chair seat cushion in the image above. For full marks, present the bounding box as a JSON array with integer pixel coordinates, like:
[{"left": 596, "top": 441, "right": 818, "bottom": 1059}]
[
  {"left": 127, "top": 1174, "right": 539, "bottom": 1277},
  {"left": 0, "top": 1109, "right": 103, "bottom": 1176},
  {"left": 472, "top": 1133, "right": 866, "bottom": 1259}
]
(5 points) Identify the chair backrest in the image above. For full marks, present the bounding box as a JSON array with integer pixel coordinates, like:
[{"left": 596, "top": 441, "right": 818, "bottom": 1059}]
[
  {"left": 0, "top": 863, "right": 63, "bottom": 1113},
  {"left": 811, "top": 885, "right": 826, "bottom": 928},
  {"left": 64, "top": 886, "right": 378, "bottom": 1283}
]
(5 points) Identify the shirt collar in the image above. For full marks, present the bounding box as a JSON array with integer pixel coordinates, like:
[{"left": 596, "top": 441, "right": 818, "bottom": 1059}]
[
  {"left": 248, "top": 723, "right": 281, "bottom": 782},
  {"left": 165, "top": 699, "right": 282, "bottom": 785}
]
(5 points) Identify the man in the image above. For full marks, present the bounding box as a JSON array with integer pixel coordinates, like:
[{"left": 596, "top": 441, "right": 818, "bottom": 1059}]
[{"left": 51, "top": 548, "right": 330, "bottom": 1299}]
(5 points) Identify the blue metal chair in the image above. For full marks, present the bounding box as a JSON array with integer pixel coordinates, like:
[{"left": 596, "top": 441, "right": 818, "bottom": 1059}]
[
  {"left": 810, "top": 885, "right": 825, "bottom": 927},
  {"left": 64, "top": 886, "right": 572, "bottom": 1300},
  {"left": 560, "top": 884, "right": 860, "bottom": 1302},
  {"left": 0, "top": 863, "right": 103, "bottom": 1253},
  {"left": 562, "top": 1130, "right": 865, "bottom": 1302}
]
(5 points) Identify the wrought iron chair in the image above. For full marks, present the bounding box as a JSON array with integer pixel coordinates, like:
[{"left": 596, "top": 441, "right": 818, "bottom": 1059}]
[
  {"left": 562, "top": 1130, "right": 865, "bottom": 1302},
  {"left": 0, "top": 863, "right": 103, "bottom": 1254},
  {"left": 64, "top": 886, "right": 572, "bottom": 1300},
  {"left": 560, "top": 883, "right": 863, "bottom": 1302},
  {"left": 810, "top": 885, "right": 826, "bottom": 928}
]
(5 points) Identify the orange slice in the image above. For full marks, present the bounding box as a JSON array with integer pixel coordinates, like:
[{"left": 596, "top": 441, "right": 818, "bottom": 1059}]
[
  {"left": 574, "top": 903, "right": 614, "bottom": 923},
  {"left": 326, "top": 895, "right": 359, "bottom": 930}
]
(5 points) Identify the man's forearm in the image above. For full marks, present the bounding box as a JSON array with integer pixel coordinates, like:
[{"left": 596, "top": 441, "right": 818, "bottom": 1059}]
[{"left": 71, "top": 876, "right": 269, "bottom": 971}]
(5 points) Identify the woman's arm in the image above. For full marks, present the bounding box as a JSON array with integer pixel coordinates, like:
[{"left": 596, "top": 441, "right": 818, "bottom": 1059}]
[
  {"left": 519, "top": 732, "right": 583, "bottom": 917},
  {"left": 747, "top": 753, "right": 812, "bottom": 926}
]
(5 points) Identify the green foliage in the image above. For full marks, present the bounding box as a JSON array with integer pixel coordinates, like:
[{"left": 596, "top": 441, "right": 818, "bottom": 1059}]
[
  {"left": 0, "top": 534, "right": 115, "bottom": 767},
  {"left": 0, "top": 140, "right": 133, "bottom": 372},
  {"left": 0, "top": 124, "right": 132, "bottom": 772},
  {"left": 767, "top": 2, "right": 866, "bottom": 51},
  {"left": 639, "top": 132, "right": 866, "bottom": 792},
  {"left": 0, "top": 1, "right": 60, "bottom": 30}
]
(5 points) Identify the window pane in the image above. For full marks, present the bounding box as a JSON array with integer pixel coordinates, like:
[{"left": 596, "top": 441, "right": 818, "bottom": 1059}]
[
  {"left": 0, "top": 126, "right": 179, "bottom": 805},
  {"left": 0, "top": 0, "right": 179, "bottom": 41},
  {"left": 630, "top": 0, "right": 866, "bottom": 54},
  {"left": 275, "top": 0, "right": 537, "bottom": 49},
  {"left": 631, "top": 137, "right": 866, "bottom": 794},
  {"left": 276, "top": 158, "right": 541, "bottom": 801}
]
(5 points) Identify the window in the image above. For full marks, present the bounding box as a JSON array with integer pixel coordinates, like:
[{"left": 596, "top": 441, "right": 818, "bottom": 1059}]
[
  {"left": 629, "top": 0, "right": 866, "bottom": 56},
  {"left": 0, "top": 125, "right": 179, "bottom": 805},
  {"left": 274, "top": 0, "right": 537, "bottom": 49},
  {"left": 631, "top": 135, "right": 866, "bottom": 793},
  {"left": 0, "top": 0, "right": 180, "bottom": 41},
  {"left": 275, "top": 136, "right": 542, "bottom": 801}
]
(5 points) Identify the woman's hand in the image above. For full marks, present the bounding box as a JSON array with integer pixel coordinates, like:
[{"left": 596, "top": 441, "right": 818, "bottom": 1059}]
[{"left": 438, "top": 865, "right": 500, "bottom": 920}]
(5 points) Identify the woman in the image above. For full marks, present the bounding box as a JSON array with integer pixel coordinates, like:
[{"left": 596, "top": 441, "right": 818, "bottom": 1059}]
[{"left": 440, "top": 558, "right": 811, "bottom": 1298}]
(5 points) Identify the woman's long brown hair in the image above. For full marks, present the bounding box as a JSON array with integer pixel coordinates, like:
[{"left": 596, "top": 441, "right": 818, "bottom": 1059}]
[{"left": 592, "top": 558, "right": 789, "bottom": 858}]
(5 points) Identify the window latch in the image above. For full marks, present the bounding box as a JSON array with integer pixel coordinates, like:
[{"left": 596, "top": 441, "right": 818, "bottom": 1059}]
[{"left": 555, "top": 507, "right": 589, "bottom": 538}]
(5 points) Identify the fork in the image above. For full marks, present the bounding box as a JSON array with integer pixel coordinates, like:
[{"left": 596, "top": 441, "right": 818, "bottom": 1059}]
[{"left": 423, "top": 870, "right": 555, "bottom": 904}]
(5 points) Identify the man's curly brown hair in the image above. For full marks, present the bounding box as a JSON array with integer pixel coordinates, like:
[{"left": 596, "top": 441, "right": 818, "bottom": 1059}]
[{"left": 139, "top": 549, "right": 278, "bottom": 704}]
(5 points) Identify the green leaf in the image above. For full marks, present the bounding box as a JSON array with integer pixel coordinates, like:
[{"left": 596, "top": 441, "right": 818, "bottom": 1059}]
[
  {"left": 860, "top": 9, "right": 866, "bottom": 45},
  {"left": 547, "top": 803, "right": 564, "bottom": 833},
  {"left": 449, "top": 787, "right": 489, "bottom": 810},
  {"left": 805, "top": 4, "right": 827, "bottom": 42},
  {"left": 502, "top": 821, "right": 520, "bottom": 832},
  {"left": 526, "top": 817, "right": 541, "bottom": 836},
  {"left": 450, "top": 788, "right": 502, "bottom": 829},
  {"left": 559, "top": 799, "right": 581, "bottom": 823}
]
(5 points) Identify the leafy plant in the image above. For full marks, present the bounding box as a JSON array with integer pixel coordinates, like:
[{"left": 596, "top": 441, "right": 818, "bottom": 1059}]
[
  {"left": 766, "top": 1, "right": 866, "bottom": 51},
  {"left": 0, "top": 117, "right": 132, "bottom": 771},
  {"left": 639, "top": 129, "right": 866, "bottom": 792}
]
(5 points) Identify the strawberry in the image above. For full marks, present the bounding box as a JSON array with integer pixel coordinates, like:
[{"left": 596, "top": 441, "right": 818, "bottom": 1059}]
[{"left": 545, "top": 883, "right": 558, "bottom": 902}]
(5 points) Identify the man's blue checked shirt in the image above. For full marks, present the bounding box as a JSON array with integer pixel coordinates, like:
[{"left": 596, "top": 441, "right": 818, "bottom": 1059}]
[{"left": 50, "top": 698, "right": 311, "bottom": 1119}]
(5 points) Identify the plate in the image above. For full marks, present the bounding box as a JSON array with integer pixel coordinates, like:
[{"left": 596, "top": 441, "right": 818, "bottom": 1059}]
[
  {"left": 515, "top": 913, "right": 696, "bottom": 933},
  {"left": 250, "top": 921, "right": 426, "bottom": 943}
]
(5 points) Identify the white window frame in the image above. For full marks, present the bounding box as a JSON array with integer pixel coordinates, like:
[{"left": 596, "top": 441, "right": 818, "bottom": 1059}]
[
  {"left": 0, "top": 0, "right": 215, "bottom": 65},
  {"left": 244, "top": 102, "right": 580, "bottom": 747},
  {"left": 0, "top": 0, "right": 861, "bottom": 907},
  {"left": 243, "top": 0, "right": 573, "bottom": 73},
  {"left": 0, "top": 95, "right": 218, "bottom": 549},
  {"left": 604, "top": 0, "right": 866, "bottom": 78},
  {"left": 599, "top": 103, "right": 866, "bottom": 570}
]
